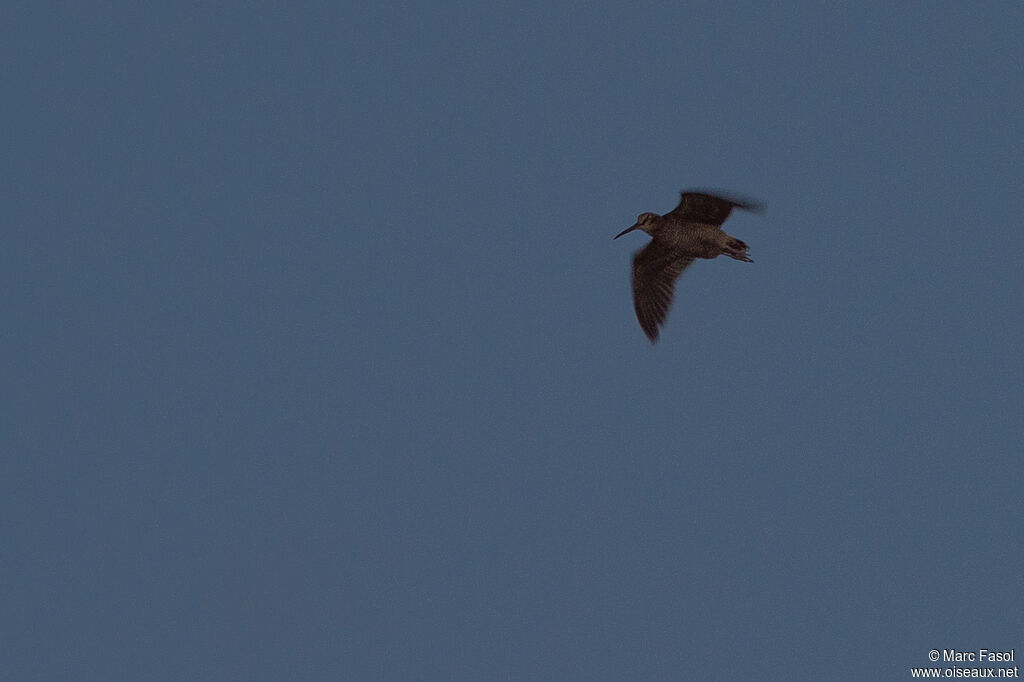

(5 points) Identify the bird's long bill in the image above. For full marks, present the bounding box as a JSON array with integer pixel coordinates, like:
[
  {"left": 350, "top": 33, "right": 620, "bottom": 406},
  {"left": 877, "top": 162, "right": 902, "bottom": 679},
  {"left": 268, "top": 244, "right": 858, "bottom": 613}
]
[{"left": 614, "top": 224, "right": 639, "bottom": 239}]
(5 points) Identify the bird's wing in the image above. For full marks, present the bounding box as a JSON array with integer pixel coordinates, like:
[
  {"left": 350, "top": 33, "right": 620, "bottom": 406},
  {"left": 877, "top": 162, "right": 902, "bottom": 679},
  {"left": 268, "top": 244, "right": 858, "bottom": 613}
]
[
  {"left": 631, "top": 240, "right": 695, "bottom": 343},
  {"left": 667, "top": 191, "right": 764, "bottom": 227}
]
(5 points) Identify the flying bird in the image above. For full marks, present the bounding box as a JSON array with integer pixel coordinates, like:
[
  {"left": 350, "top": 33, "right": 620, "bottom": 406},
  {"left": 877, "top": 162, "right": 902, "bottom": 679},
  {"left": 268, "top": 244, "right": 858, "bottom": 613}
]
[{"left": 614, "top": 190, "right": 764, "bottom": 343}]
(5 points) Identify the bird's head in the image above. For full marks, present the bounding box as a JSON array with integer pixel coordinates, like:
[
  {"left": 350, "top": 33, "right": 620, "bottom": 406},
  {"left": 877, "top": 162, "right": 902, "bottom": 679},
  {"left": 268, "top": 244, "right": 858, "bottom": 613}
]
[{"left": 614, "top": 212, "right": 658, "bottom": 239}]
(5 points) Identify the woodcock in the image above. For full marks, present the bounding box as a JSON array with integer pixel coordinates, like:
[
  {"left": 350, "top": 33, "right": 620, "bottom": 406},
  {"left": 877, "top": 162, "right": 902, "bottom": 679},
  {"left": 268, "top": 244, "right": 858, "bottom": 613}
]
[{"left": 614, "top": 190, "right": 764, "bottom": 343}]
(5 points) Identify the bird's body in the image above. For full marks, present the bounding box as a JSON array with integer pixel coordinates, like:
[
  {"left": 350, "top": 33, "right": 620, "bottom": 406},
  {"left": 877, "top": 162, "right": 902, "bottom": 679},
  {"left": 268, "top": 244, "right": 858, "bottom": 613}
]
[{"left": 614, "top": 190, "right": 763, "bottom": 343}]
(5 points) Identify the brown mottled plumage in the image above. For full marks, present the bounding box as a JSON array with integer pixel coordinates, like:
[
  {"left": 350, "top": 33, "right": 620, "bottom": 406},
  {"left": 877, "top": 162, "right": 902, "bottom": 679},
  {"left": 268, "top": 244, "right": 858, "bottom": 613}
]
[{"left": 614, "top": 190, "right": 764, "bottom": 343}]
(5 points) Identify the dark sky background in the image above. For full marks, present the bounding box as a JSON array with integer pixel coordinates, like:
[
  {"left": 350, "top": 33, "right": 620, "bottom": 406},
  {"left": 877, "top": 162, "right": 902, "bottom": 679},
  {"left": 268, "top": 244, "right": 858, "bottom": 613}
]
[{"left": 5, "top": 2, "right": 1023, "bottom": 680}]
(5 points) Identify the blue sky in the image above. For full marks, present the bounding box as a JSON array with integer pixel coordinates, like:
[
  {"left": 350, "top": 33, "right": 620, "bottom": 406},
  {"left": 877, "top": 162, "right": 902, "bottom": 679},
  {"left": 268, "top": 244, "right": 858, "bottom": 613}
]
[{"left": 4, "top": 2, "right": 1023, "bottom": 680}]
